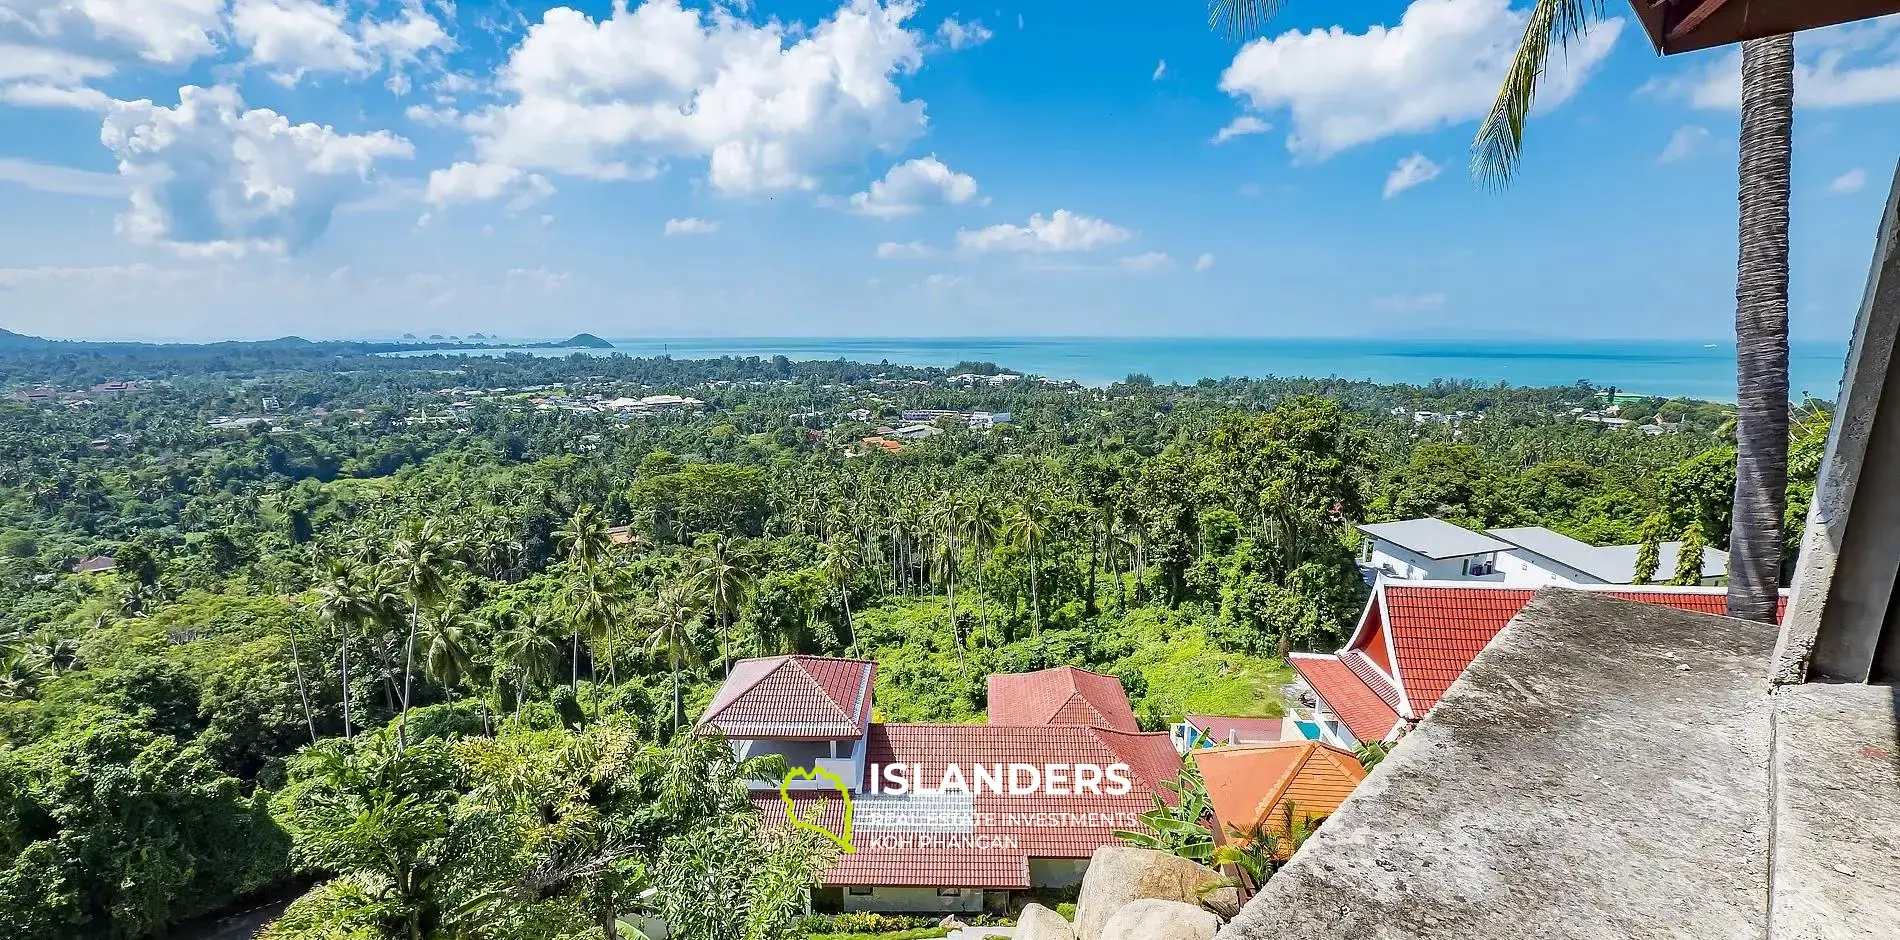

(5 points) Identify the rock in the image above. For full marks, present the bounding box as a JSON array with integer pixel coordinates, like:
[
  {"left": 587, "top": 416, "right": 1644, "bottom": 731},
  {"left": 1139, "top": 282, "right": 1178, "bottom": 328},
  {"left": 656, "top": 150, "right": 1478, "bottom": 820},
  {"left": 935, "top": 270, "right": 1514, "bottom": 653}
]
[
  {"left": 1015, "top": 903, "right": 1076, "bottom": 940},
  {"left": 1098, "top": 900, "right": 1218, "bottom": 940},
  {"left": 939, "top": 916, "right": 969, "bottom": 930},
  {"left": 1074, "top": 847, "right": 1236, "bottom": 940}
]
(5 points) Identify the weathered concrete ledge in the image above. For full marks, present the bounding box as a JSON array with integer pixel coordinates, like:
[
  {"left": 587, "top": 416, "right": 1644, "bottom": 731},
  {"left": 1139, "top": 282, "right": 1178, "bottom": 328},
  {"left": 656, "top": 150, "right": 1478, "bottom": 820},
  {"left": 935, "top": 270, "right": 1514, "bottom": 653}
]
[
  {"left": 1218, "top": 589, "right": 1780, "bottom": 940},
  {"left": 1769, "top": 682, "right": 1900, "bottom": 938}
]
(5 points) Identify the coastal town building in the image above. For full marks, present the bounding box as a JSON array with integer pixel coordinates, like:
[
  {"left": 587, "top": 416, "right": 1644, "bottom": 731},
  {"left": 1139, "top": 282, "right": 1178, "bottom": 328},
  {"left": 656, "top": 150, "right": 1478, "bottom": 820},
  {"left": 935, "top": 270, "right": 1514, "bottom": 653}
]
[
  {"left": 1286, "top": 581, "right": 1788, "bottom": 748},
  {"left": 1356, "top": 516, "right": 1726, "bottom": 587},
  {"left": 702, "top": 658, "right": 1183, "bottom": 912}
]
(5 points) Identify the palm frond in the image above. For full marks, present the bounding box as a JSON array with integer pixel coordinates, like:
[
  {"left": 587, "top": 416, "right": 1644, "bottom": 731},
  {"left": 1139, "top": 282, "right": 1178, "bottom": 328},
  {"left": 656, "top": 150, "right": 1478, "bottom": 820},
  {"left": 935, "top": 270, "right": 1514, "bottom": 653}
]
[
  {"left": 1471, "top": 0, "right": 1602, "bottom": 188},
  {"left": 1208, "top": 0, "right": 1287, "bottom": 42}
]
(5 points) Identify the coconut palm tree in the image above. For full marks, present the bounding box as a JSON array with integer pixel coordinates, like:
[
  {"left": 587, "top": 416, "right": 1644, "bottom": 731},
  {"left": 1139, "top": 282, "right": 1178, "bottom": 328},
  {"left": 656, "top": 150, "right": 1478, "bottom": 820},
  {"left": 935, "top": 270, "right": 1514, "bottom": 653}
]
[
  {"left": 964, "top": 486, "right": 1004, "bottom": 644},
  {"left": 419, "top": 605, "right": 474, "bottom": 707},
  {"left": 822, "top": 532, "right": 864, "bottom": 656},
  {"left": 1210, "top": 0, "right": 1794, "bottom": 622},
  {"left": 640, "top": 578, "right": 708, "bottom": 737},
  {"left": 926, "top": 493, "right": 966, "bottom": 669},
  {"left": 688, "top": 535, "right": 755, "bottom": 673},
  {"left": 311, "top": 558, "right": 378, "bottom": 739},
  {"left": 384, "top": 518, "right": 461, "bottom": 751},
  {"left": 496, "top": 611, "right": 560, "bottom": 718},
  {"left": 1004, "top": 492, "right": 1054, "bottom": 638}
]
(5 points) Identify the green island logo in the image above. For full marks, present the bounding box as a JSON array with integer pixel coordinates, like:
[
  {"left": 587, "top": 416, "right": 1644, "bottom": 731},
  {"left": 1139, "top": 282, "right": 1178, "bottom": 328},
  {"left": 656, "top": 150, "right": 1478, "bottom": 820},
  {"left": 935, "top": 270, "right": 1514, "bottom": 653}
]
[{"left": 780, "top": 767, "right": 855, "bottom": 853}]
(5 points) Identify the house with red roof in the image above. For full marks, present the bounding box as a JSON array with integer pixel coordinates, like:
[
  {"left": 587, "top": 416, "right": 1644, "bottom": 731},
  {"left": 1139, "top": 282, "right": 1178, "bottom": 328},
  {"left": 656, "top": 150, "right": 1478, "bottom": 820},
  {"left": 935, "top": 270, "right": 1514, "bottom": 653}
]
[
  {"left": 703, "top": 660, "right": 1184, "bottom": 913},
  {"left": 1196, "top": 741, "right": 1365, "bottom": 865},
  {"left": 1287, "top": 581, "right": 1788, "bottom": 749}
]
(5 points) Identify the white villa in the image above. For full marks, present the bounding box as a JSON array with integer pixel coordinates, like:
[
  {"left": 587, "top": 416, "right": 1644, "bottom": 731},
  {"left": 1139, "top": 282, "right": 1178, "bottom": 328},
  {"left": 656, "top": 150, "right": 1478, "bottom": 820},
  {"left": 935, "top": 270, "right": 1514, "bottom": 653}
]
[{"left": 1356, "top": 517, "right": 1725, "bottom": 587}]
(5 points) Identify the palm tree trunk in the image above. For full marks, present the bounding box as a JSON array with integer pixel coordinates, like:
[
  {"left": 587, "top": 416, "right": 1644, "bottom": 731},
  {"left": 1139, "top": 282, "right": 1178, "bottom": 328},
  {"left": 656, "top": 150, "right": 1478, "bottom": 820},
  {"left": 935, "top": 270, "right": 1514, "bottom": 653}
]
[
  {"left": 399, "top": 599, "right": 419, "bottom": 752},
  {"left": 286, "top": 618, "right": 318, "bottom": 744},
  {"left": 1029, "top": 545, "right": 1042, "bottom": 638},
  {"left": 840, "top": 584, "right": 857, "bottom": 657},
  {"left": 1086, "top": 525, "right": 1100, "bottom": 618},
  {"left": 1728, "top": 34, "right": 1794, "bottom": 623},
  {"left": 339, "top": 625, "right": 353, "bottom": 739}
]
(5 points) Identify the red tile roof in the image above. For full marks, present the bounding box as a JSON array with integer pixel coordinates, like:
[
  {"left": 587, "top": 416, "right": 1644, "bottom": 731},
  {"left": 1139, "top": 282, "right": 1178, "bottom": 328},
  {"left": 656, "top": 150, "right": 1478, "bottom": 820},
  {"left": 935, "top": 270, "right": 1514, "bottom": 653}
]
[
  {"left": 1183, "top": 716, "right": 1286, "bottom": 745},
  {"left": 1286, "top": 653, "right": 1401, "bottom": 743},
  {"left": 700, "top": 655, "right": 876, "bottom": 739},
  {"left": 754, "top": 723, "right": 1182, "bottom": 888},
  {"left": 1373, "top": 584, "right": 1789, "bottom": 713},
  {"left": 987, "top": 666, "right": 1140, "bottom": 731},
  {"left": 1196, "top": 742, "right": 1365, "bottom": 851}
]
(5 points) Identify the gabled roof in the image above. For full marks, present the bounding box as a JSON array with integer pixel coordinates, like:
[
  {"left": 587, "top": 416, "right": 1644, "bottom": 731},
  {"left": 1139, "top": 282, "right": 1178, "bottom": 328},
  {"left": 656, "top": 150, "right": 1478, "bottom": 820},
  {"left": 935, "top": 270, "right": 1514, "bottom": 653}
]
[
  {"left": 1486, "top": 526, "right": 1727, "bottom": 583},
  {"left": 756, "top": 722, "right": 1182, "bottom": 888},
  {"left": 1287, "top": 653, "right": 1403, "bottom": 744},
  {"left": 1196, "top": 741, "right": 1366, "bottom": 849},
  {"left": 1183, "top": 716, "right": 1287, "bottom": 745},
  {"left": 987, "top": 666, "right": 1140, "bottom": 732},
  {"left": 699, "top": 655, "right": 875, "bottom": 739},
  {"left": 1335, "top": 582, "right": 1791, "bottom": 717},
  {"left": 1356, "top": 518, "right": 1512, "bottom": 559}
]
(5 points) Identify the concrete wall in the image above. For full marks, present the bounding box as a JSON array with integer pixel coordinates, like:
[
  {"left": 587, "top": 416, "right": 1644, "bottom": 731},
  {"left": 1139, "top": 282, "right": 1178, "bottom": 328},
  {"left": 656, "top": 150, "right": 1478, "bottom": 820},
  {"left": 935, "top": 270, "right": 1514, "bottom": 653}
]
[
  {"left": 1492, "top": 551, "right": 1594, "bottom": 587},
  {"left": 1365, "top": 542, "right": 1501, "bottom": 582},
  {"left": 841, "top": 887, "right": 983, "bottom": 913}
]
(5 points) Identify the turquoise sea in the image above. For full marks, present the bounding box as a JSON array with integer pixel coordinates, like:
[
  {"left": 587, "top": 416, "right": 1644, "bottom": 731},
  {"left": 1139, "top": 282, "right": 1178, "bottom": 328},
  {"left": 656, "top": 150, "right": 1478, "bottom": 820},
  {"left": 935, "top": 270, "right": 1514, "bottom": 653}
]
[{"left": 407, "top": 337, "right": 1852, "bottom": 403}]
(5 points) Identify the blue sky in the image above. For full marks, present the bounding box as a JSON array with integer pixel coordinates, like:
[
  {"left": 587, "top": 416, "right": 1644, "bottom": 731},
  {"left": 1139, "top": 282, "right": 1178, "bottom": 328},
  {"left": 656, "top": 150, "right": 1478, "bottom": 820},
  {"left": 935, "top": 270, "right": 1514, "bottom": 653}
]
[{"left": 0, "top": 0, "right": 1897, "bottom": 342}]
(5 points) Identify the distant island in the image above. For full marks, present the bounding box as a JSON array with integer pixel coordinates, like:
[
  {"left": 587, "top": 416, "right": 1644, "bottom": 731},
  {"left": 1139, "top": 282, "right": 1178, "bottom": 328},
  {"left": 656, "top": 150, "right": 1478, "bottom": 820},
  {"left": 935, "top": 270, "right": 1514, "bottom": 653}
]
[{"left": 0, "top": 327, "right": 616, "bottom": 355}]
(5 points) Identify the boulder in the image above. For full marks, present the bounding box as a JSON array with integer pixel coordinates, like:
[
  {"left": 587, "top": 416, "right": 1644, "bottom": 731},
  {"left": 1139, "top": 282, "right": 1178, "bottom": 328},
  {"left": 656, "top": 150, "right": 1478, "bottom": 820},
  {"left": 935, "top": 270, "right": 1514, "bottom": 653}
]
[
  {"left": 1015, "top": 904, "right": 1076, "bottom": 940},
  {"left": 1074, "top": 847, "right": 1236, "bottom": 940},
  {"left": 1098, "top": 900, "right": 1219, "bottom": 940}
]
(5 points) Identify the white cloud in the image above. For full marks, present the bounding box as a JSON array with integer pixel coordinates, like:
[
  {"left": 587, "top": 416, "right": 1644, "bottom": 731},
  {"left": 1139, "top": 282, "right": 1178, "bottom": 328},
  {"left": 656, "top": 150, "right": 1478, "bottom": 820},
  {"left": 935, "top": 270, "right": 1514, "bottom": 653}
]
[
  {"left": 425, "top": 161, "right": 554, "bottom": 210},
  {"left": 876, "top": 239, "right": 932, "bottom": 258},
  {"left": 101, "top": 84, "right": 414, "bottom": 255},
  {"left": 0, "top": 156, "right": 125, "bottom": 196},
  {"left": 1119, "top": 251, "right": 1174, "bottom": 272},
  {"left": 957, "top": 209, "right": 1133, "bottom": 254},
  {"left": 464, "top": 0, "right": 928, "bottom": 195},
  {"left": 231, "top": 0, "right": 452, "bottom": 87},
  {"left": 405, "top": 102, "right": 461, "bottom": 126},
  {"left": 1211, "top": 115, "right": 1270, "bottom": 144},
  {"left": 847, "top": 155, "right": 979, "bottom": 217},
  {"left": 922, "top": 271, "right": 965, "bottom": 288},
  {"left": 664, "top": 216, "right": 719, "bottom": 235},
  {"left": 1657, "top": 124, "right": 1710, "bottom": 163},
  {"left": 1219, "top": 0, "right": 1622, "bottom": 160},
  {"left": 53, "top": 0, "right": 227, "bottom": 65},
  {"left": 0, "top": 263, "right": 195, "bottom": 288},
  {"left": 1152, "top": 59, "right": 1166, "bottom": 80},
  {"left": 505, "top": 266, "right": 570, "bottom": 291},
  {"left": 1383, "top": 152, "right": 1441, "bottom": 198},
  {"left": 1668, "top": 17, "right": 1900, "bottom": 111},
  {"left": 1830, "top": 168, "right": 1869, "bottom": 195},
  {"left": 0, "top": 41, "right": 115, "bottom": 107},
  {"left": 1194, "top": 252, "right": 1214, "bottom": 272},
  {"left": 1375, "top": 292, "right": 1448, "bottom": 311},
  {"left": 936, "top": 16, "right": 990, "bottom": 49}
]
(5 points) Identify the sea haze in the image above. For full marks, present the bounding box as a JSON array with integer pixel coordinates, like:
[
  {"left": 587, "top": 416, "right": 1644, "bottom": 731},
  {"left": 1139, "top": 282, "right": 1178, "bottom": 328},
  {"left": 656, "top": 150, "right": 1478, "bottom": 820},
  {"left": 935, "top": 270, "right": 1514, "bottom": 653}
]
[{"left": 405, "top": 337, "right": 1852, "bottom": 402}]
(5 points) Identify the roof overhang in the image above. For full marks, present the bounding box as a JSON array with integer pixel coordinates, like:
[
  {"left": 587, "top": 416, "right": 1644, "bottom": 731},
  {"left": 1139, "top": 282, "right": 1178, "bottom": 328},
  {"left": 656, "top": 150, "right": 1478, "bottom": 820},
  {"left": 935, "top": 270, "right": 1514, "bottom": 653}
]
[{"left": 1628, "top": 0, "right": 1900, "bottom": 55}]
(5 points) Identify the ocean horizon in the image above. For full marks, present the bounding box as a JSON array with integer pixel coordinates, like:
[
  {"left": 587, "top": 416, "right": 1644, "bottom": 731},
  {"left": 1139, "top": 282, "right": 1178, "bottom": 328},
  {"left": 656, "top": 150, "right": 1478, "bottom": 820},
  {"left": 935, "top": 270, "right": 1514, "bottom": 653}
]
[{"left": 398, "top": 336, "right": 1852, "bottom": 403}]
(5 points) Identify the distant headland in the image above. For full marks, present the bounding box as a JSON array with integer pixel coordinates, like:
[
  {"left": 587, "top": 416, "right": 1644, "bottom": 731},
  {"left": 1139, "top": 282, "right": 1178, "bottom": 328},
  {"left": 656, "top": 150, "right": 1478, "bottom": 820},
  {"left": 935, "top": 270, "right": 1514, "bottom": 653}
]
[{"left": 0, "top": 327, "right": 617, "bottom": 355}]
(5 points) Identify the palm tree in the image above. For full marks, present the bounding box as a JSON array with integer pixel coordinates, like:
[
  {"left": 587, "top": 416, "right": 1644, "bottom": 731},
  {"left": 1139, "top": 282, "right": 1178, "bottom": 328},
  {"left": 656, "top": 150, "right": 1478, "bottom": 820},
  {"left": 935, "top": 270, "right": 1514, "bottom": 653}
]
[
  {"left": 419, "top": 605, "right": 474, "bottom": 707},
  {"left": 688, "top": 535, "right": 755, "bottom": 673},
  {"left": 964, "top": 486, "right": 1003, "bottom": 645},
  {"left": 640, "top": 578, "right": 707, "bottom": 737},
  {"left": 822, "top": 532, "right": 864, "bottom": 656},
  {"left": 384, "top": 518, "right": 460, "bottom": 752},
  {"left": 556, "top": 503, "right": 612, "bottom": 570},
  {"left": 496, "top": 611, "right": 560, "bottom": 717},
  {"left": 926, "top": 493, "right": 966, "bottom": 670},
  {"left": 311, "top": 558, "right": 377, "bottom": 739},
  {"left": 1003, "top": 492, "right": 1054, "bottom": 638}
]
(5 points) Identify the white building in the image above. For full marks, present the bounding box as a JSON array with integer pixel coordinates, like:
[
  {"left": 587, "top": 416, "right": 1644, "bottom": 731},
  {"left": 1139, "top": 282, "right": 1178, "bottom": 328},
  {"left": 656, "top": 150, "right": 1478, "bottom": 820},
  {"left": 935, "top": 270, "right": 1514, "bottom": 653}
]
[
  {"left": 1356, "top": 518, "right": 1510, "bottom": 582},
  {"left": 1358, "top": 517, "right": 1727, "bottom": 587},
  {"left": 1486, "top": 526, "right": 1726, "bottom": 587}
]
